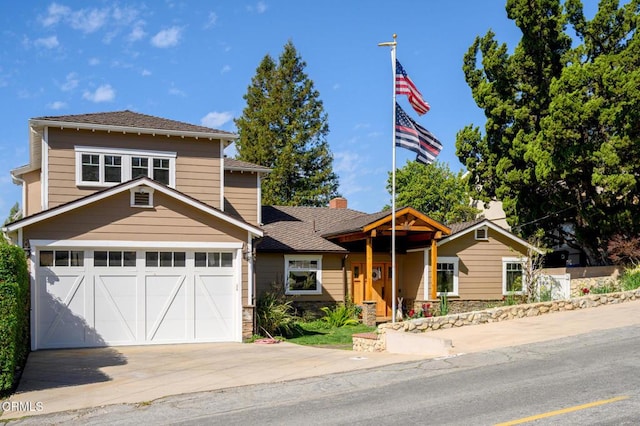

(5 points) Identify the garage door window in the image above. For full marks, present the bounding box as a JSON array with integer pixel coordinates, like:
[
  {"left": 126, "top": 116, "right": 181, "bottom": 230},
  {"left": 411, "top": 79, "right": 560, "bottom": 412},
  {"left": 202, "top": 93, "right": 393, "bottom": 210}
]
[
  {"left": 94, "top": 251, "right": 136, "bottom": 267},
  {"left": 145, "top": 251, "right": 186, "bottom": 267},
  {"left": 40, "top": 250, "right": 84, "bottom": 267},
  {"left": 195, "top": 252, "right": 233, "bottom": 268}
]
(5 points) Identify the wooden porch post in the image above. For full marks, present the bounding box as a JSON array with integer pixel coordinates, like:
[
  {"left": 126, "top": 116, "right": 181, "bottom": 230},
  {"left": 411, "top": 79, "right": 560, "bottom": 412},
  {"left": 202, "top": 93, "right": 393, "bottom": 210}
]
[
  {"left": 430, "top": 237, "right": 438, "bottom": 300},
  {"left": 365, "top": 235, "right": 373, "bottom": 300}
]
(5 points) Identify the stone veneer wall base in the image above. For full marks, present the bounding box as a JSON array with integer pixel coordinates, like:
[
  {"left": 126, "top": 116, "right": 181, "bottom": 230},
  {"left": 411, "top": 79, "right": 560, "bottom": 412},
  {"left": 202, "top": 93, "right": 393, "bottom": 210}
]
[{"left": 353, "top": 290, "right": 640, "bottom": 352}]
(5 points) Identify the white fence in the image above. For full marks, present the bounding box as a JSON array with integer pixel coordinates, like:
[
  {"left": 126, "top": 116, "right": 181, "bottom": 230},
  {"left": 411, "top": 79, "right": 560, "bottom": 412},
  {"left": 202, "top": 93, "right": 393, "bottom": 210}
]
[{"left": 537, "top": 273, "right": 571, "bottom": 300}]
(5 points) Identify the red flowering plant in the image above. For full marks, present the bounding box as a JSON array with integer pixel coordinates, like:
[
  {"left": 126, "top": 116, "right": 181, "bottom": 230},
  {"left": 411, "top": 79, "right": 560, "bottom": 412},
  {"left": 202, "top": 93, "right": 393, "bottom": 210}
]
[
  {"left": 422, "top": 303, "right": 433, "bottom": 318},
  {"left": 405, "top": 303, "right": 434, "bottom": 319},
  {"left": 581, "top": 287, "right": 590, "bottom": 295}
]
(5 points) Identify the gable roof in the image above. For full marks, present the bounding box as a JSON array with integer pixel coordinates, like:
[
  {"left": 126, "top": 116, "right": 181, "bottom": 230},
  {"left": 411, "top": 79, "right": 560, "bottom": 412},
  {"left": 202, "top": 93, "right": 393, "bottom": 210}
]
[
  {"left": 440, "top": 218, "right": 543, "bottom": 254},
  {"left": 14, "top": 110, "right": 239, "bottom": 179},
  {"left": 224, "top": 158, "right": 272, "bottom": 174},
  {"left": 258, "top": 206, "right": 450, "bottom": 253},
  {"left": 3, "top": 177, "right": 263, "bottom": 238},
  {"left": 31, "top": 110, "right": 236, "bottom": 137},
  {"left": 259, "top": 206, "right": 373, "bottom": 252}
]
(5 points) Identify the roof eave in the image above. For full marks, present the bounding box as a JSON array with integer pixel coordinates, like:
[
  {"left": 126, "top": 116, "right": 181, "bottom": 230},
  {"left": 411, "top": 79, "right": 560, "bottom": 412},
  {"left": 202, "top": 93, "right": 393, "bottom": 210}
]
[
  {"left": 441, "top": 219, "right": 543, "bottom": 254},
  {"left": 29, "top": 119, "right": 238, "bottom": 142},
  {"left": 4, "top": 177, "right": 263, "bottom": 238},
  {"left": 224, "top": 165, "right": 272, "bottom": 174}
]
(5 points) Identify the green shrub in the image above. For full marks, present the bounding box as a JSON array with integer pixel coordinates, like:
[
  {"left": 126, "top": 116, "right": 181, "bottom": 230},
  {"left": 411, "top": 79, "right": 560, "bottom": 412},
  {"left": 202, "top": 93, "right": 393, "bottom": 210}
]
[
  {"left": 590, "top": 281, "right": 620, "bottom": 294},
  {"left": 620, "top": 266, "right": 640, "bottom": 291},
  {"left": 256, "top": 289, "right": 301, "bottom": 338},
  {"left": 439, "top": 293, "right": 449, "bottom": 316},
  {"left": 0, "top": 244, "right": 29, "bottom": 395},
  {"left": 320, "top": 302, "right": 360, "bottom": 328},
  {"left": 502, "top": 292, "right": 521, "bottom": 306}
]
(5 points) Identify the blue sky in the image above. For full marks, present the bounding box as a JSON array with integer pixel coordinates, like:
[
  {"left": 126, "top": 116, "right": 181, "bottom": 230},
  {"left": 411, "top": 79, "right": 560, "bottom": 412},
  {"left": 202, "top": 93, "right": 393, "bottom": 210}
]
[{"left": 0, "top": 1, "right": 599, "bottom": 216}]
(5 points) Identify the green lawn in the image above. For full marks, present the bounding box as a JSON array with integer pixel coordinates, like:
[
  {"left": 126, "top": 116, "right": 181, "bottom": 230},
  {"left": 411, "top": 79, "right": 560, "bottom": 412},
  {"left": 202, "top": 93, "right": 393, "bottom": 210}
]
[{"left": 285, "top": 321, "right": 376, "bottom": 349}]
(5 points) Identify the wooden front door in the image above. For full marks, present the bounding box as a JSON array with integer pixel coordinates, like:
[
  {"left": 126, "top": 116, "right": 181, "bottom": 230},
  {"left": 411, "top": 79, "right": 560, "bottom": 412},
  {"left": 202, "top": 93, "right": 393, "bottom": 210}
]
[{"left": 352, "top": 262, "right": 392, "bottom": 317}]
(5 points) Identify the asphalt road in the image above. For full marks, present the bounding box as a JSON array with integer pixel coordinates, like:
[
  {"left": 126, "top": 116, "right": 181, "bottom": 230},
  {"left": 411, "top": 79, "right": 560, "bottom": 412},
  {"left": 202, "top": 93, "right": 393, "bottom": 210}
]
[{"left": 9, "top": 325, "right": 640, "bottom": 425}]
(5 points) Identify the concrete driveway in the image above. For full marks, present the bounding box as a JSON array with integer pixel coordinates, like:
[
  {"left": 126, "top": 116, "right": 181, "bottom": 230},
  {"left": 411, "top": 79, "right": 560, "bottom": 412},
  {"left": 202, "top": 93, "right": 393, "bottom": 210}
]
[
  {"left": 4, "top": 299, "right": 640, "bottom": 421},
  {"left": 2, "top": 341, "right": 424, "bottom": 420}
]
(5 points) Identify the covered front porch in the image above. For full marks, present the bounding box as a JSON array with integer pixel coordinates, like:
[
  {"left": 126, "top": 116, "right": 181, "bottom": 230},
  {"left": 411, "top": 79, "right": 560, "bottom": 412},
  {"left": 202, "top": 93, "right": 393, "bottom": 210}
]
[{"left": 323, "top": 207, "right": 451, "bottom": 319}]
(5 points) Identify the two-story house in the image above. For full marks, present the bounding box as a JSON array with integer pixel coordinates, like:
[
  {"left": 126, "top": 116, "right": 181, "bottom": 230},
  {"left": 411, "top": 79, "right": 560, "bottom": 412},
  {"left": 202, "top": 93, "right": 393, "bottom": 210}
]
[
  {"left": 3, "top": 111, "right": 269, "bottom": 349},
  {"left": 4, "top": 110, "right": 538, "bottom": 351}
]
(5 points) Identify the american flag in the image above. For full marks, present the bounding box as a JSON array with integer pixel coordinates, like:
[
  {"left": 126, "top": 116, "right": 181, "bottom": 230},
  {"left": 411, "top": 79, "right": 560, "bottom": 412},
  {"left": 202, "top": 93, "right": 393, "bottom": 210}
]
[
  {"left": 395, "top": 103, "right": 442, "bottom": 165},
  {"left": 395, "top": 59, "right": 430, "bottom": 115}
]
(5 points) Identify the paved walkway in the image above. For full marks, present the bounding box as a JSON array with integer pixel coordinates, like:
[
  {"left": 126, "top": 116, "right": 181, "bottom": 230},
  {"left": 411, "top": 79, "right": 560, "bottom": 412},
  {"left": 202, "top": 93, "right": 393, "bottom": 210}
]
[{"left": 2, "top": 300, "right": 640, "bottom": 421}]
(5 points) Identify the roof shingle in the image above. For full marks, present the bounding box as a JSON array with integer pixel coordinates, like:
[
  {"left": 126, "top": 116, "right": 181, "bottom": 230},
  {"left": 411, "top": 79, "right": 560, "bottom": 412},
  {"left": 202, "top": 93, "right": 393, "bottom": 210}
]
[
  {"left": 32, "top": 110, "right": 235, "bottom": 136},
  {"left": 259, "top": 206, "right": 372, "bottom": 252}
]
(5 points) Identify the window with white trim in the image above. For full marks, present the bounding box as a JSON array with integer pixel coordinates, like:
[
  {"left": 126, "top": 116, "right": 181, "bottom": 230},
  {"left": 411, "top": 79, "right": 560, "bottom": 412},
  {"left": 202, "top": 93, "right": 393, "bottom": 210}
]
[
  {"left": 503, "top": 257, "right": 525, "bottom": 294},
  {"left": 436, "top": 256, "right": 459, "bottom": 296},
  {"left": 284, "top": 255, "right": 322, "bottom": 295},
  {"left": 75, "top": 147, "right": 176, "bottom": 187}
]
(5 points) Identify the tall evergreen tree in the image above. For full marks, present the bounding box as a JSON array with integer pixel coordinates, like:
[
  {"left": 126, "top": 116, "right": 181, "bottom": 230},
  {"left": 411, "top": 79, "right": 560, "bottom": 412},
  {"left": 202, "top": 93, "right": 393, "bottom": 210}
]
[
  {"left": 234, "top": 41, "right": 340, "bottom": 207},
  {"left": 456, "top": 0, "right": 639, "bottom": 264}
]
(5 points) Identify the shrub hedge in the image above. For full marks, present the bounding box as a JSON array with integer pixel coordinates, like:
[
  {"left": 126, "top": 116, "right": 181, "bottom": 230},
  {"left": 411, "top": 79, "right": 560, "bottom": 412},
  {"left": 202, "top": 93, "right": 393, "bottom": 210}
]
[{"left": 0, "top": 243, "right": 29, "bottom": 395}]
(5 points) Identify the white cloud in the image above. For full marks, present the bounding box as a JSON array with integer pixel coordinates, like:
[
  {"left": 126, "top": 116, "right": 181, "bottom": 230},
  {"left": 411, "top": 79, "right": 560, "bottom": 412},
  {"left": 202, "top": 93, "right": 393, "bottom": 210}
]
[
  {"left": 150, "top": 27, "right": 181, "bottom": 48},
  {"left": 39, "top": 3, "right": 145, "bottom": 43},
  {"left": 83, "top": 84, "right": 115, "bottom": 102},
  {"left": 205, "top": 12, "right": 218, "bottom": 28},
  {"left": 201, "top": 111, "right": 233, "bottom": 128},
  {"left": 40, "top": 3, "right": 71, "bottom": 27},
  {"left": 333, "top": 150, "right": 375, "bottom": 198},
  {"left": 169, "top": 87, "right": 186, "bottom": 97},
  {"left": 247, "top": 1, "right": 268, "bottom": 13},
  {"left": 128, "top": 22, "right": 146, "bottom": 42},
  {"left": 220, "top": 65, "right": 231, "bottom": 74},
  {"left": 60, "top": 72, "right": 79, "bottom": 91},
  {"left": 34, "top": 35, "right": 59, "bottom": 49},
  {"left": 112, "top": 6, "right": 140, "bottom": 25},
  {"left": 68, "top": 8, "right": 109, "bottom": 33},
  {"left": 141, "top": 69, "right": 151, "bottom": 76},
  {"left": 48, "top": 101, "right": 67, "bottom": 110},
  {"left": 88, "top": 57, "right": 100, "bottom": 66}
]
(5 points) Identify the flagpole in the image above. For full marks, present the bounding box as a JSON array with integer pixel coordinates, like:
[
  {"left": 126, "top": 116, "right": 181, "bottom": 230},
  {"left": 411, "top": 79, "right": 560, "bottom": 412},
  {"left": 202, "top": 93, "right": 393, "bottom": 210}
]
[{"left": 378, "top": 34, "right": 397, "bottom": 323}]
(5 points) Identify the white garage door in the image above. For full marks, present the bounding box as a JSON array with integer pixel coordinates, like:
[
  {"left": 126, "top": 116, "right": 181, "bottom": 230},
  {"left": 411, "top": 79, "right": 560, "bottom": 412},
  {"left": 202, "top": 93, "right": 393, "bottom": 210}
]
[{"left": 34, "top": 248, "right": 239, "bottom": 349}]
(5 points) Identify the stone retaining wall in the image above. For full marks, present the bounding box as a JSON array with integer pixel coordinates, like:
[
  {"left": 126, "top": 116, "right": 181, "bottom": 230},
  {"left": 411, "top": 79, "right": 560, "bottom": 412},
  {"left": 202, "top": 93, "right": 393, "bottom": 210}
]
[{"left": 353, "top": 289, "right": 640, "bottom": 352}]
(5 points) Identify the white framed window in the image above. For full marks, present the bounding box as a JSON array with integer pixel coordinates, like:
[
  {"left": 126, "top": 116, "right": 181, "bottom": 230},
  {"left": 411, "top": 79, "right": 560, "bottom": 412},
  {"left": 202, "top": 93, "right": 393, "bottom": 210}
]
[
  {"left": 502, "top": 257, "right": 525, "bottom": 294},
  {"left": 75, "top": 146, "right": 176, "bottom": 187},
  {"left": 284, "top": 255, "right": 322, "bottom": 295},
  {"left": 436, "top": 256, "right": 459, "bottom": 296},
  {"left": 475, "top": 226, "right": 488, "bottom": 240}
]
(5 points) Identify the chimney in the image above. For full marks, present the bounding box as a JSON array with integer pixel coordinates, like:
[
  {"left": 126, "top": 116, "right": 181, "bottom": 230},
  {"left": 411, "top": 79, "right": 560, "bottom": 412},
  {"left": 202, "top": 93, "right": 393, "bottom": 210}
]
[{"left": 329, "top": 197, "right": 347, "bottom": 209}]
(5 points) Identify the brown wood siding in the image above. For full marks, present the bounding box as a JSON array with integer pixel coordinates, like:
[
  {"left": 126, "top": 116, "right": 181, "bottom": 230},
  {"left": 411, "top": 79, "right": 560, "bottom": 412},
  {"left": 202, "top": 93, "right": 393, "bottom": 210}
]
[
  {"left": 23, "top": 191, "right": 247, "bottom": 243},
  {"left": 45, "top": 127, "right": 221, "bottom": 208},
  {"left": 403, "top": 251, "right": 425, "bottom": 302},
  {"left": 24, "top": 169, "right": 42, "bottom": 217},
  {"left": 242, "top": 258, "right": 249, "bottom": 305},
  {"left": 224, "top": 171, "right": 259, "bottom": 225},
  {"left": 255, "top": 253, "right": 345, "bottom": 302},
  {"left": 438, "top": 230, "right": 530, "bottom": 300},
  {"left": 255, "top": 253, "right": 285, "bottom": 299}
]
